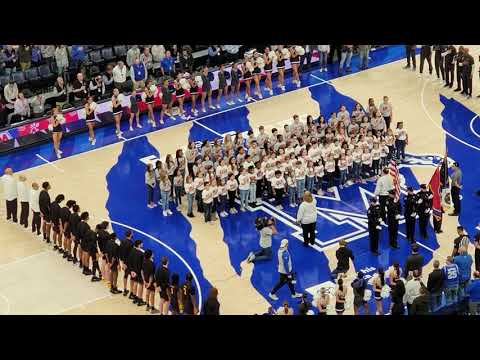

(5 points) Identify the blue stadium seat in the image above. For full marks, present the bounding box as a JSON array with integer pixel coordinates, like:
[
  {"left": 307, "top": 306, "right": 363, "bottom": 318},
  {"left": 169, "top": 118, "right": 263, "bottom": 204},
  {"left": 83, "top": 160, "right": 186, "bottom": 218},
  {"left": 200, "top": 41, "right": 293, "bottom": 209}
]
[
  {"left": 11, "top": 72, "right": 27, "bottom": 87},
  {"left": 101, "top": 47, "right": 115, "bottom": 62}
]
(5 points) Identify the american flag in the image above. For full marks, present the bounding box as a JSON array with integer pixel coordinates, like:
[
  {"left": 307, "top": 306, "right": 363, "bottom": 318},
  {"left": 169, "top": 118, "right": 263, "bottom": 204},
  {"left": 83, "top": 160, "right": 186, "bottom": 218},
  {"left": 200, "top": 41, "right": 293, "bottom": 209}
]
[{"left": 389, "top": 158, "right": 400, "bottom": 201}]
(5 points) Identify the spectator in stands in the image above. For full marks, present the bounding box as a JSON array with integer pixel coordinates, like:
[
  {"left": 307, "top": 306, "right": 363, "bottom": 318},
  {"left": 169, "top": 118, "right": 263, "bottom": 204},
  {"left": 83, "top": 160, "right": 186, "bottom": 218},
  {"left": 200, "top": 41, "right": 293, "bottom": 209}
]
[
  {"left": 13, "top": 92, "right": 30, "bottom": 121},
  {"left": 40, "top": 45, "right": 55, "bottom": 67},
  {"left": 130, "top": 57, "right": 147, "bottom": 91},
  {"left": 3, "top": 45, "right": 17, "bottom": 75},
  {"left": 30, "top": 94, "right": 46, "bottom": 118},
  {"left": 126, "top": 45, "right": 140, "bottom": 67},
  {"left": 71, "top": 45, "right": 87, "bottom": 73},
  {"left": 89, "top": 74, "right": 106, "bottom": 101},
  {"left": 72, "top": 72, "right": 88, "bottom": 105},
  {"left": 140, "top": 47, "right": 153, "bottom": 75},
  {"left": 103, "top": 64, "right": 114, "bottom": 96},
  {"left": 358, "top": 45, "right": 371, "bottom": 70},
  {"left": 208, "top": 45, "right": 222, "bottom": 67},
  {"left": 113, "top": 61, "right": 128, "bottom": 92},
  {"left": 53, "top": 77, "right": 68, "bottom": 109},
  {"left": 454, "top": 246, "right": 473, "bottom": 300},
  {"left": 466, "top": 271, "right": 480, "bottom": 315},
  {"left": 31, "top": 45, "right": 42, "bottom": 67},
  {"left": 4, "top": 79, "right": 18, "bottom": 113},
  {"left": 160, "top": 50, "right": 175, "bottom": 77},
  {"left": 151, "top": 45, "right": 165, "bottom": 75},
  {"left": 54, "top": 45, "right": 69, "bottom": 75},
  {"left": 18, "top": 45, "right": 32, "bottom": 71},
  {"left": 179, "top": 47, "right": 194, "bottom": 74},
  {"left": 224, "top": 45, "right": 241, "bottom": 63},
  {"left": 0, "top": 94, "right": 7, "bottom": 128}
]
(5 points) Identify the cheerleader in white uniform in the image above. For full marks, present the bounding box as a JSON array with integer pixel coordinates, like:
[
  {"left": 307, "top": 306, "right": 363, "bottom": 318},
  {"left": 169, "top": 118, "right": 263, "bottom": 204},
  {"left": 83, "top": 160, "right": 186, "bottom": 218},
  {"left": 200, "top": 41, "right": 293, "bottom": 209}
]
[
  {"left": 252, "top": 52, "right": 264, "bottom": 99},
  {"left": 230, "top": 62, "right": 242, "bottom": 103},
  {"left": 263, "top": 47, "right": 275, "bottom": 96},
  {"left": 142, "top": 81, "right": 156, "bottom": 127},
  {"left": 189, "top": 72, "right": 201, "bottom": 116},
  {"left": 111, "top": 88, "right": 124, "bottom": 138},
  {"left": 242, "top": 55, "right": 254, "bottom": 102},
  {"left": 275, "top": 46, "right": 287, "bottom": 91},
  {"left": 290, "top": 46, "right": 304, "bottom": 88},
  {"left": 85, "top": 96, "right": 97, "bottom": 145},
  {"left": 216, "top": 63, "right": 230, "bottom": 107},
  {"left": 174, "top": 73, "right": 188, "bottom": 120}
]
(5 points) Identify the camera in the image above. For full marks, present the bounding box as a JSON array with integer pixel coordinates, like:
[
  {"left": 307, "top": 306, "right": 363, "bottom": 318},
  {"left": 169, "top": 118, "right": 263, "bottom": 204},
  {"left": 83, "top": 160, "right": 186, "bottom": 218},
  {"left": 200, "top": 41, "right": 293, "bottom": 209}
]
[{"left": 255, "top": 216, "right": 274, "bottom": 230}]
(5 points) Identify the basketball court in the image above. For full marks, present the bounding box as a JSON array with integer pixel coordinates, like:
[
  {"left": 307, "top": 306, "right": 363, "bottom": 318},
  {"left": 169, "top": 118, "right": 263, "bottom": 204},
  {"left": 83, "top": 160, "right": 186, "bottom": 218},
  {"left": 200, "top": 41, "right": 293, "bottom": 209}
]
[{"left": 1, "top": 45, "right": 479, "bottom": 315}]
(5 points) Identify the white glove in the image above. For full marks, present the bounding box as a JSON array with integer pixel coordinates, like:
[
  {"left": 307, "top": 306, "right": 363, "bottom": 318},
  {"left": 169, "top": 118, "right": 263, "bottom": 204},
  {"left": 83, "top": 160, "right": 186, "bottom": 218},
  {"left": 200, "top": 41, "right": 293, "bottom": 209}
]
[
  {"left": 411, "top": 212, "right": 417, "bottom": 217},
  {"left": 425, "top": 208, "right": 430, "bottom": 214},
  {"left": 428, "top": 194, "right": 434, "bottom": 199},
  {"left": 380, "top": 221, "right": 386, "bottom": 226},
  {"left": 417, "top": 199, "right": 423, "bottom": 204},
  {"left": 395, "top": 215, "right": 401, "bottom": 220},
  {"left": 376, "top": 225, "right": 382, "bottom": 230}
]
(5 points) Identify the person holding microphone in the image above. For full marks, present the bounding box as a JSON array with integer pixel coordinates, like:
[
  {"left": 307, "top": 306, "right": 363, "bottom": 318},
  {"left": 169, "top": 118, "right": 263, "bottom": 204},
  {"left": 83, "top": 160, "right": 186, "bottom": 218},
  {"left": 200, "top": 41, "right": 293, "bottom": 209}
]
[{"left": 296, "top": 191, "right": 317, "bottom": 247}]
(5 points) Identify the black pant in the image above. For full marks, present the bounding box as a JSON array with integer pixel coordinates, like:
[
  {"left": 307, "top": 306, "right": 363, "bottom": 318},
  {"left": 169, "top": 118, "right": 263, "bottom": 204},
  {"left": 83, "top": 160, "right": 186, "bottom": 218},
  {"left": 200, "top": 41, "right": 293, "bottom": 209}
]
[
  {"left": 405, "top": 215, "right": 416, "bottom": 242},
  {"left": 32, "top": 211, "right": 41, "bottom": 234},
  {"left": 368, "top": 225, "right": 379, "bottom": 252},
  {"left": 405, "top": 46, "right": 416, "bottom": 68},
  {"left": 6, "top": 199, "right": 18, "bottom": 222},
  {"left": 328, "top": 45, "right": 342, "bottom": 64},
  {"left": 451, "top": 186, "right": 461, "bottom": 214},
  {"left": 301, "top": 222, "right": 316, "bottom": 245},
  {"left": 388, "top": 218, "right": 398, "bottom": 247},
  {"left": 475, "top": 250, "right": 480, "bottom": 272},
  {"left": 384, "top": 116, "right": 391, "bottom": 130},
  {"left": 461, "top": 72, "right": 472, "bottom": 96},
  {"left": 379, "top": 195, "right": 388, "bottom": 222},
  {"left": 434, "top": 50, "right": 445, "bottom": 80},
  {"left": 20, "top": 201, "right": 29, "bottom": 227},
  {"left": 196, "top": 189, "right": 204, "bottom": 213},
  {"left": 420, "top": 48, "right": 432, "bottom": 74},
  {"left": 456, "top": 65, "right": 462, "bottom": 89},
  {"left": 271, "top": 273, "right": 295, "bottom": 295},
  {"left": 228, "top": 190, "right": 236, "bottom": 209},
  {"left": 433, "top": 215, "right": 442, "bottom": 232},
  {"left": 419, "top": 213, "right": 430, "bottom": 238},
  {"left": 445, "top": 63, "right": 454, "bottom": 86},
  {"left": 274, "top": 188, "right": 284, "bottom": 206}
]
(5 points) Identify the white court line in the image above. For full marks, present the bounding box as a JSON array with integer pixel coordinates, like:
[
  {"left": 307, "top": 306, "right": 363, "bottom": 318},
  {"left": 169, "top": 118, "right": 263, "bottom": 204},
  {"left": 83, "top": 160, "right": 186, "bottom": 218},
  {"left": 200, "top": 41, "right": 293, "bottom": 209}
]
[
  {"left": 106, "top": 219, "right": 203, "bottom": 315},
  {"left": 192, "top": 120, "right": 223, "bottom": 137},
  {"left": 469, "top": 115, "right": 480, "bottom": 139},
  {"left": 421, "top": 79, "right": 480, "bottom": 152},
  {"left": 35, "top": 154, "right": 65, "bottom": 173},
  {"left": 0, "top": 293, "right": 11, "bottom": 315},
  {"left": 53, "top": 294, "right": 112, "bottom": 315},
  {"left": 310, "top": 74, "right": 331, "bottom": 84}
]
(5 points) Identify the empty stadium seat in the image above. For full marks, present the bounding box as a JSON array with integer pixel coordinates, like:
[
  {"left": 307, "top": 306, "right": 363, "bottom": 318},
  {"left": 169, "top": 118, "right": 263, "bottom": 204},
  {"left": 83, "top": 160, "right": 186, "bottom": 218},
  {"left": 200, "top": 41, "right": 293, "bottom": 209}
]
[
  {"left": 89, "top": 50, "right": 104, "bottom": 66},
  {"left": 38, "top": 64, "right": 56, "bottom": 88},
  {"left": 24, "top": 67, "right": 42, "bottom": 89},
  {"left": 0, "top": 75, "right": 11, "bottom": 88},
  {"left": 11, "top": 72, "right": 27, "bottom": 87},
  {"left": 114, "top": 45, "right": 127, "bottom": 59},
  {"left": 101, "top": 47, "right": 115, "bottom": 62}
]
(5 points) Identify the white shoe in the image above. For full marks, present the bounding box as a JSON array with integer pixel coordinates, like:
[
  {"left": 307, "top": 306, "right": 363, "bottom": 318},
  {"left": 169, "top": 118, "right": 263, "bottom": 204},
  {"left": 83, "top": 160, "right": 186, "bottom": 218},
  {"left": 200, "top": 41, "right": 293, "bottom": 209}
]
[
  {"left": 147, "top": 204, "right": 153, "bottom": 209},
  {"left": 220, "top": 212, "right": 227, "bottom": 218},
  {"left": 258, "top": 93, "right": 263, "bottom": 99},
  {"left": 209, "top": 105, "right": 216, "bottom": 110},
  {"left": 319, "top": 68, "right": 323, "bottom": 73},
  {"left": 339, "top": 185, "right": 343, "bottom": 189},
  {"left": 232, "top": 208, "right": 238, "bottom": 214},
  {"left": 269, "top": 89, "right": 273, "bottom": 96},
  {"left": 202, "top": 109, "right": 206, "bottom": 113},
  {"left": 56, "top": 152, "right": 62, "bottom": 159},
  {"left": 152, "top": 203, "right": 158, "bottom": 208},
  {"left": 290, "top": 204, "right": 296, "bottom": 208},
  {"left": 268, "top": 293, "right": 279, "bottom": 301},
  {"left": 91, "top": 139, "right": 96, "bottom": 146},
  {"left": 281, "top": 86, "right": 285, "bottom": 91},
  {"left": 246, "top": 252, "right": 255, "bottom": 263},
  {"left": 240, "top": 207, "right": 246, "bottom": 212},
  {"left": 166, "top": 209, "right": 173, "bottom": 215},
  {"left": 57, "top": 149, "right": 63, "bottom": 154},
  {"left": 237, "top": 98, "right": 243, "bottom": 103},
  {"left": 170, "top": 116, "right": 176, "bottom": 120},
  {"left": 292, "top": 293, "right": 303, "bottom": 298},
  {"left": 137, "top": 124, "right": 142, "bottom": 128},
  {"left": 152, "top": 122, "right": 157, "bottom": 128},
  {"left": 181, "top": 115, "right": 187, "bottom": 120},
  {"left": 162, "top": 211, "right": 168, "bottom": 217},
  {"left": 229, "top": 209, "right": 235, "bottom": 215},
  {"left": 324, "top": 67, "right": 327, "bottom": 72},
  {"left": 216, "top": 105, "right": 221, "bottom": 109},
  {"left": 248, "top": 97, "right": 254, "bottom": 102},
  {"left": 129, "top": 126, "right": 134, "bottom": 131},
  {"left": 276, "top": 205, "right": 283, "bottom": 210}
]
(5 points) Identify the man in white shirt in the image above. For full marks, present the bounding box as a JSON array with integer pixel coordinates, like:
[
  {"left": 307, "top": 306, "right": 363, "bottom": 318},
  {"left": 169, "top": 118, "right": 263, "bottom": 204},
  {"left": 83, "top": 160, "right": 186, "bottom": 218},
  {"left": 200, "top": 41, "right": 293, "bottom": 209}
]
[
  {"left": 30, "top": 182, "right": 41, "bottom": 235},
  {"left": 374, "top": 167, "right": 394, "bottom": 222},
  {"left": 17, "top": 174, "right": 29, "bottom": 228},
  {"left": 112, "top": 61, "right": 128, "bottom": 92},
  {"left": 2, "top": 167, "right": 18, "bottom": 222}
]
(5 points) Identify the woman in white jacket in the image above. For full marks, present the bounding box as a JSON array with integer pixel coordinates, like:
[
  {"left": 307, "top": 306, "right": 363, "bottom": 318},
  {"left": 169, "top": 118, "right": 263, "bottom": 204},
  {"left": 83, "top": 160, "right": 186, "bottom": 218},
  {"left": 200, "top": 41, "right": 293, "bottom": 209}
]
[{"left": 296, "top": 191, "right": 317, "bottom": 247}]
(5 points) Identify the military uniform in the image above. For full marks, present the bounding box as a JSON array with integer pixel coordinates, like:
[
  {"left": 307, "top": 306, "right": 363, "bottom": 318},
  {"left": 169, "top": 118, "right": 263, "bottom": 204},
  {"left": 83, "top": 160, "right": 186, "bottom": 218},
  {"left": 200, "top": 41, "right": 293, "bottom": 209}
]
[
  {"left": 403, "top": 192, "right": 417, "bottom": 243},
  {"left": 386, "top": 196, "right": 402, "bottom": 248},
  {"left": 417, "top": 189, "right": 433, "bottom": 239},
  {"left": 368, "top": 203, "right": 382, "bottom": 254}
]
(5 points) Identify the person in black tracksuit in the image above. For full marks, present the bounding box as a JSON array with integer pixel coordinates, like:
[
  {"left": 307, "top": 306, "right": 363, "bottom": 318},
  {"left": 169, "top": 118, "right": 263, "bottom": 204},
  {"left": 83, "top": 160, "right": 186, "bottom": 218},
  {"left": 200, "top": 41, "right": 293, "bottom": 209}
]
[
  {"left": 328, "top": 44, "right": 342, "bottom": 65},
  {"left": 433, "top": 45, "right": 447, "bottom": 81},
  {"left": 461, "top": 48, "right": 474, "bottom": 98},
  {"left": 86, "top": 228, "right": 100, "bottom": 281},
  {"left": 403, "top": 187, "right": 417, "bottom": 243},
  {"left": 142, "top": 249, "right": 157, "bottom": 313},
  {"left": 69, "top": 204, "right": 81, "bottom": 264},
  {"left": 128, "top": 240, "right": 146, "bottom": 306},
  {"left": 454, "top": 46, "right": 465, "bottom": 92},
  {"left": 155, "top": 256, "right": 170, "bottom": 315},
  {"left": 419, "top": 45, "right": 433, "bottom": 75},
  {"left": 404, "top": 45, "right": 417, "bottom": 70},
  {"left": 119, "top": 230, "right": 134, "bottom": 296},
  {"left": 50, "top": 194, "right": 64, "bottom": 253},
  {"left": 417, "top": 184, "right": 433, "bottom": 239},
  {"left": 39, "top": 182, "right": 52, "bottom": 243},
  {"left": 444, "top": 46, "right": 457, "bottom": 88},
  {"left": 77, "top": 212, "right": 92, "bottom": 275},
  {"left": 106, "top": 233, "right": 122, "bottom": 294},
  {"left": 368, "top": 197, "right": 382, "bottom": 255},
  {"left": 95, "top": 221, "right": 110, "bottom": 281},
  {"left": 181, "top": 273, "right": 197, "bottom": 315},
  {"left": 386, "top": 190, "right": 401, "bottom": 249},
  {"left": 60, "top": 200, "right": 75, "bottom": 261}
]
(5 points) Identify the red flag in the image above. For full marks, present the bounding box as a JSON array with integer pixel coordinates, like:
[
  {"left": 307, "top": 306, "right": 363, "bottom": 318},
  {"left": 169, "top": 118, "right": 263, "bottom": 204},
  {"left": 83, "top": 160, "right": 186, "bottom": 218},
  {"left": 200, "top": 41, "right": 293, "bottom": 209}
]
[{"left": 429, "top": 166, "right": 442, "bottom": 220}]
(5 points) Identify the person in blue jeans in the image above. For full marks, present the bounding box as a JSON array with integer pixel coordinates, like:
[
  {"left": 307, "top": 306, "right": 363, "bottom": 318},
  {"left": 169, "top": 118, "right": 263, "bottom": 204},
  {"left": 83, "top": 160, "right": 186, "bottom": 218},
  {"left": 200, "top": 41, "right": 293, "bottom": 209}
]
[
  {"left": 145, "top": 164, "right": 157, "bottom": 209},
  {"left": 159, "top": 172, "right": 172, "bottom": 217},
  {"left": 339, "top": 45, "right": 353, "bottom": 74},
  {"left": 466, "top": 271, "right": 480, "bottom": 315},
  {"left": 454, "top": 246, "right": 473, "bottom": 300},
  {"left": 247, "top": 217, "right": 277, "bottom": 263},
  {"left": 185, "top": 175, "right": 195, "bottom": 218},
  {"left": 394, "top": 122, "right": 408, "bottom": 161},
  {"left": 443, "top": 256, "right": 460, "bottom": 304}
]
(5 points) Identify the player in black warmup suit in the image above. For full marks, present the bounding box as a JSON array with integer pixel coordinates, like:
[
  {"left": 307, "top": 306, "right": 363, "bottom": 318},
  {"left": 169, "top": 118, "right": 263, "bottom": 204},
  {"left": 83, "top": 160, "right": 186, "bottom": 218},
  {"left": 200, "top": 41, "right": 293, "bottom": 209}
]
[
  {"left": 105, "top": 233, "right": 122, "bottom": 294},
  {"left": 60, "top": 200, "right": 76, "bottom": 261},
  {"left": 39, "top": 182, "right": 52, "bottom": 243},
  {"left": 403, "top": 187, "right": 417, "bottom": 243},
  {"left": 119, "top": 230, "right": 134, "bottom": 297},
  {"left": 77, "top": 212, "right": 92, "bottom": 275},
  {"left": 180, "top": 272, "right": 198, "bottom": 315},
  {"left": 142, "top": 249, "right": 157, "bottom": 313},
  {"left": 50, "top": 194, "right": 64, "bottom": 252},
  {"left": 155, "top": 256, "right": 170, "bottom": 315},
  {"left": 69, "top": 204, "right": 81, "bottom": 264},
  {"left": 128, "top": 239, "right": 146, "bottom": 306}
]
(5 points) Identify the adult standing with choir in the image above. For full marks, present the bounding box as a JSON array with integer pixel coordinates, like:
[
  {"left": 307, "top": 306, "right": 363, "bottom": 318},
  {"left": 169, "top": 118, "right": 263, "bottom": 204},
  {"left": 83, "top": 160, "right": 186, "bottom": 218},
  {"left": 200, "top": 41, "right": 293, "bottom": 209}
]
[{"left": 296, "top": 191, "right": 317, "bottom": 247}]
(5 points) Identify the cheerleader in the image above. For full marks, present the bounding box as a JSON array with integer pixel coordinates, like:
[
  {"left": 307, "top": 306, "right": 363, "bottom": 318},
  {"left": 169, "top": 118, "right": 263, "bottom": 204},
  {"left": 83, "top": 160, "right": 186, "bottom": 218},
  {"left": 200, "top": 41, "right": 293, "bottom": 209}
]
[
  {"left": 174, "top": 74, "right": 188, "bottom": 120},
  {"left": 84, "top": 96, "right": 97, "bottom": 146},
  {"left": 289, "top": 46, "right": 302, "bottom": 88},
  {"left": 275, "top": 46, "right": 286, "bottom": 91},
  {"left": 128, "top": 89, "right": 142, "bottom": 131},
  {"left": 189, "top": 73, "right": 200, "bottom": 116},
  {"left": 111, "top": 88, "right": 124, "bottom": 138},
  {"left": 143, "top": 82, "right": 156, "bottom": 127},
  {"left": 200, "top": 66, "right": 215, "bottom": 112},
  {"left": 242, "top": 57, "right": 254, "bottom": 102},
  {"left": 230, "top": 62, "right": 242, "bottom": 103},
  {"left": 263, "top": 47, "right": 275, "bottom": 96},
  {"left": 50, "top": 107, "right": 64, "bottom": 159},
  {"left": 160, "top": 78, "right": 173, "bottom": 124},
  {"left": 252, "top": 52, "right": 264, "bottom": 99},
  {"left": 216, "top": 63, "right": 230, "bottom": 108}
]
